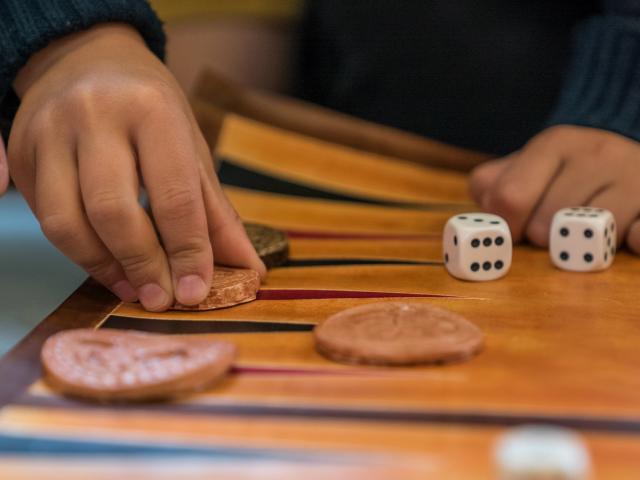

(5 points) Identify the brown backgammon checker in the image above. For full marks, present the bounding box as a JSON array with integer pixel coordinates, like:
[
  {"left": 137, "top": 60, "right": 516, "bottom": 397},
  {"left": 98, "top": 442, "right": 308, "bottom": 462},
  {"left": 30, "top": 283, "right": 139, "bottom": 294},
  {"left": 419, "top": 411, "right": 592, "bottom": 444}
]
[
  {"left": 314, "top": 302, "right": 484, "bottom": 366},
  {"left": 172, "top": 266, "right": 260, "bottom": 311},
  {"left": 244, "top": 222, "right": 289, "bottom": 269},
  {"left": 41, "top": 329, "right": 236, "bottom": 402}
]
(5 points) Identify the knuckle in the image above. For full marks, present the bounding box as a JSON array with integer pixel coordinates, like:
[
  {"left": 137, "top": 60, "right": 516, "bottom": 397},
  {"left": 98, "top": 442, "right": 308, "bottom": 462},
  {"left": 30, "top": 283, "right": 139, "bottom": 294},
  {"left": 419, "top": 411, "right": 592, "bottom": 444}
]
[
  {"left": 64, "top": 80, "right": 107, "bottom": 119},
  {"left": 541, "top": 125, "right": 567, "bottom": 140},
  {"left": 469, "top": 165, "right": 493, "bottom": 192},
  {"left": 209, "top": 208, "right": 242, "bottom": 237},
  {"left": 84, "top": 256, "right": 119, "bottom": 281},
  {"left": 540, "top": 125, "right": 575, "bottom": 142},
  {"left": 154, "top": 185, "right": 198, "bottom": 223},
  {"left": 131, "top": 80, "right": 176, "bottom": 115},
  {"left": 29, "top": 105, "right": 58, "bottom": 136},
  {"left": 62, "top": 78, "right": 175, "bottom": 121},
  {"left": 568, "top": 153, "right": 599, "bottom": 170},
  {"left": 166, "top": 237, "right": 209, "bottom": 262},
  {"left": 86, "top": 190, "right": 132, "bottom": 226},
  {"left": 39, "top": 213, "right": 77, "bottom": 245},
  {"left": 488, "top": 183, "right": 527, "bottom": 215},
  {"left": 9, "top": 108, "right": 56, "bottom": 171},
  {"left": 591, "top": 138, "right": 625, "bottom": 160},
  {"left": 118, "top": 249, "right": 157, "bottom": 278},
  {"left": 526, "top": 125, "right": 571, "bottom": 151}
]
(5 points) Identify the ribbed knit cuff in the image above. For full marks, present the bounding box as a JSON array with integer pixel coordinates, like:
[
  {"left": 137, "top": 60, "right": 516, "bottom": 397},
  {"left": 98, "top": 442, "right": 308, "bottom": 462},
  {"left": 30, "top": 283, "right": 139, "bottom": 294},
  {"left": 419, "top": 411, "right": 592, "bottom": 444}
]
[
  {"left": 546, "top": 15, "right": 640, "bottom": 142},
  {"left": 0, "top": 0, "right": 166, "bottom": 141}
]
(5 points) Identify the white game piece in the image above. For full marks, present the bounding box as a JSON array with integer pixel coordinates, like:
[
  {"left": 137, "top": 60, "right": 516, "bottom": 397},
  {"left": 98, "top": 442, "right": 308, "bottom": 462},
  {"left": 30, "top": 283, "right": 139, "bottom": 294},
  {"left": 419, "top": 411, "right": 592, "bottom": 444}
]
[
  {"left": 495, "top": 425, "right": 591, "bottom": 480},
  {"left": 550, "top": 207, "right": 616, "bottom": 272},
  {"left": 443, "top": 213, "right": 512, "bottom": 281}
]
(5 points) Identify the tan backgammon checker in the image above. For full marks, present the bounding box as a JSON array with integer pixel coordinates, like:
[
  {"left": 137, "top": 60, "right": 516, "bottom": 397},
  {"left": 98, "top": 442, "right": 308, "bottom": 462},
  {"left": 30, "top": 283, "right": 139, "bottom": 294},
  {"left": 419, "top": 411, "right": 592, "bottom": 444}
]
[
  {"left": 314, "top": 302, "right": 483, "bottom": 366},
  {"left": 172, "top": 266, "right": 260, "bottom": 311},
  {"left": 41, "top": 329, "right": 236, "bottom": 402}
]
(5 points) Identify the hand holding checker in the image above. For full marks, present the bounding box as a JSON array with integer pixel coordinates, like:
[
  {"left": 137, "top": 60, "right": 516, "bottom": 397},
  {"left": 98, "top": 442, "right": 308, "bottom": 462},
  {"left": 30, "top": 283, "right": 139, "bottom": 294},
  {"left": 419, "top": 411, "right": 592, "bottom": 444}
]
[{"left": 6, "top": 24, "right": 265, "bottom": 313}]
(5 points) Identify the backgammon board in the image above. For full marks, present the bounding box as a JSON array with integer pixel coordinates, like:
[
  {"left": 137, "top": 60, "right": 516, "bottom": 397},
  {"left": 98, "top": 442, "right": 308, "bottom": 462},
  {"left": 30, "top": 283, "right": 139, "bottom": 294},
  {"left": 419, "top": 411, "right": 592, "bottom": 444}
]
[{"left": 1, "top": 114, "right": 639, "bottom": 479}]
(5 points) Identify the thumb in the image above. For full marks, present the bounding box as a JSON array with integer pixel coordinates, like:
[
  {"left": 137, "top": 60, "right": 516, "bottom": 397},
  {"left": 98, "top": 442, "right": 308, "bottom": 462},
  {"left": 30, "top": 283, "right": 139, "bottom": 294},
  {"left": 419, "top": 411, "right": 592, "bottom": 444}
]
[{"left": 0, "top": 136, "right": 8, "bottom": 196}]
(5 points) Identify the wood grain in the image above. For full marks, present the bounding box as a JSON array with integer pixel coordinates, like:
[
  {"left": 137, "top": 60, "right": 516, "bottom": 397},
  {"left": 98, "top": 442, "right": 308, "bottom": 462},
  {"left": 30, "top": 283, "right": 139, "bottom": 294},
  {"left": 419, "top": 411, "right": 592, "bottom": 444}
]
[
  {"left": 1, "top": 406, "right": 639, "bottom": 478},
  {"left": 0, "top": 459, "right": 431, "bottom": 480},
  {"left": 216, "top": 115, "right": 472, "bottom": 204},
  {"left": 192, "top": 70, "right": 491, "bottom": 171},
  {"left": 2, "top": 107, "right": 639, "bottom": 478}
]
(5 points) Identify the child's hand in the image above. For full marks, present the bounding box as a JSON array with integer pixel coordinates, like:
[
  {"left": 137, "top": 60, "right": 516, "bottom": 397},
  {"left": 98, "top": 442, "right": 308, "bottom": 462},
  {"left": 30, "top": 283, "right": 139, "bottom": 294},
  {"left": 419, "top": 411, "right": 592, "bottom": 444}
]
[
  {"left": 8, "top": 23, "right": 265, "bottom": 311},
  {"left": 469, "top": 125, "right": 640, "bottom": 253}
]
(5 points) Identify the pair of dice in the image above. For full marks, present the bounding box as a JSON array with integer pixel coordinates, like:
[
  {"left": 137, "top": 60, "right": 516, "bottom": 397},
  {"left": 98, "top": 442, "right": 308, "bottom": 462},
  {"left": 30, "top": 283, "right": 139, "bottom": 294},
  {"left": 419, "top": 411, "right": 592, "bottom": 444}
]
[{"left": 443, "top": 207, "right": 616, "bottom": 281}]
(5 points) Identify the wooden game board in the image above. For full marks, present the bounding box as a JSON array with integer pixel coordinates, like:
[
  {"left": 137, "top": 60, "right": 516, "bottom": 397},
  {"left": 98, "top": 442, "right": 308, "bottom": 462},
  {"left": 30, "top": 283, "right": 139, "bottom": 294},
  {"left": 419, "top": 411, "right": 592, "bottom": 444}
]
[{"left": 1, "top": 113, "right": 639, "bottom": 479}]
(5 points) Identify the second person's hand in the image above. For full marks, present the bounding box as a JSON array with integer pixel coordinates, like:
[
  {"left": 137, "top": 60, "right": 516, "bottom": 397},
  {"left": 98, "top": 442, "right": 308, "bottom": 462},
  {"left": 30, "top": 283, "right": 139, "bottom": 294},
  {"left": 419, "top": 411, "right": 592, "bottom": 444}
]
[{"left": 469, "top": 125, "right": 640, "bottom": 253}]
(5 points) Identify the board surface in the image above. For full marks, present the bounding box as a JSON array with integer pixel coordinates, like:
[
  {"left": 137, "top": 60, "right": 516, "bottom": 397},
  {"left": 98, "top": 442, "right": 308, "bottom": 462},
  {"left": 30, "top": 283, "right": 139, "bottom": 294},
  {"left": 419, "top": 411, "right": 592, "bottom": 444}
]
[{"left": 1, "top": 115, "right": 639, "bottom": 479}]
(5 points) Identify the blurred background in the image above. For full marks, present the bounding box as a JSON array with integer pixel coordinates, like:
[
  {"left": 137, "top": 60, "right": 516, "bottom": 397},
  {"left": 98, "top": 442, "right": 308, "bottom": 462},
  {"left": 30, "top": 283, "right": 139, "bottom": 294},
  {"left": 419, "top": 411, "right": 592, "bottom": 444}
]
[
  {"left": 0, "top": 190, "right": 85, "bottom": 355},
  {"left": 154, "top": 0, "right": 300, "bottom": 95}
]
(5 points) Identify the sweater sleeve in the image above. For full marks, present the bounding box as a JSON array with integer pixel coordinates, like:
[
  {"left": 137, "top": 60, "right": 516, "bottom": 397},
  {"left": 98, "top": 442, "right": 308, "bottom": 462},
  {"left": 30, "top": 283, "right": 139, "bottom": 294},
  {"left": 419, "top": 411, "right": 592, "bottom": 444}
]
[
  {"left": 546, "top": 7, "right": 640, "bottom": 141},
  {"left": 0, "top": 0, "right": 166, "bottom": 141}
]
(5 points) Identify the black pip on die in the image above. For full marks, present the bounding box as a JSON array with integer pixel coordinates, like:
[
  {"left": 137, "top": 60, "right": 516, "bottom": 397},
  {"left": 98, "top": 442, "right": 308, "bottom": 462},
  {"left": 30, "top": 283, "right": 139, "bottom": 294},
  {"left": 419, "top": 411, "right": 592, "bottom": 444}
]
[
  {"left": 550, "top": 207, "right": 616, "bottom": 272},
  {"left": 443, "top": 213, "right": 512, "bottom": 281}
]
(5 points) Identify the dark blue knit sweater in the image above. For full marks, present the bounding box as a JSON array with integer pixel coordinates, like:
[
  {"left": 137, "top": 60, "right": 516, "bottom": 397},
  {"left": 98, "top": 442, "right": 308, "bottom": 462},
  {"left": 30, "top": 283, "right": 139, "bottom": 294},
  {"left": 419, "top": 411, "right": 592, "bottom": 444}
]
[
  {"left": 548, "top": 11, "right": 640, "bottom": 143},
  {"left": 298, "top": 0, "right": 640, "bottom": 154},
  {"left": 0, "top": 0, "right": 165, "bottom": 141}
]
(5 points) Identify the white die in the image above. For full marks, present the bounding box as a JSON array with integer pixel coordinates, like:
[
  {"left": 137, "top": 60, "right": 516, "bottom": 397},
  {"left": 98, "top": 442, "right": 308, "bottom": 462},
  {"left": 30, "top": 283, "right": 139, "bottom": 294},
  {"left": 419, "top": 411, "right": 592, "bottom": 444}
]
[
  {"left": 443, "top": 213, "right": 512, "bottom": 281},
  {"left": 550, "top": 207, "right": 616, "bottom": 272}
]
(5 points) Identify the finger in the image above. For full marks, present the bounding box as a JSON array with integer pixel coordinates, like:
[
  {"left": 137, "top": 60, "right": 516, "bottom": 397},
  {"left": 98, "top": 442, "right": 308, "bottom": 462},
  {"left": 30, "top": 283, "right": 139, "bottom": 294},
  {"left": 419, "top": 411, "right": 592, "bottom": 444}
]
[
  {"left": 468, "top": 157, "right": 511, "bottom": 206},
  {"left": 525, "top": 160, "right": 610, "bottom": 247},
  {"left": 0, "top": 135, "right": 9, "bottom": 196},
  {"left": 135, "top": 109, "right": 213, "bottom": 305},
  {"left": 6, "top": 130, "right": 36, "bottom": 211},
  {"left": 482, "top": 142, "right": 563, "bottom": 242},
  {"left": 33, "top": 133, "right": 137, "bottom": 301},
  {"left": 78, "top": 133, "right": 173, "bottom": 311},
  {"left": 195, "top": 132, "right": 266, "bottom": 278},
  {"left": 589, "top": 186, "right": 639, "bottom": 248},
  {"left": 625, "top": 219, "right": 640, "bottom": 254}
]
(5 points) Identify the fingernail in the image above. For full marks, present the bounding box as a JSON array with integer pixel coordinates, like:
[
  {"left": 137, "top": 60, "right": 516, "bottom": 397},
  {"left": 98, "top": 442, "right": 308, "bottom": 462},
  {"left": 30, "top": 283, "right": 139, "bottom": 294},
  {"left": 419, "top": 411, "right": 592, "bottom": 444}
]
[
  {"left": 111, "top": 280, "right": 138, "bottom": 303},
  {"left": 138, "top": 283, "right": 170, "bottom": 311},
  {"left": 256, "top": 259, "right": 267, "bottom": 280},
  {"left": 177, "top": 275, "right": 209, "bottom": 305}
]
